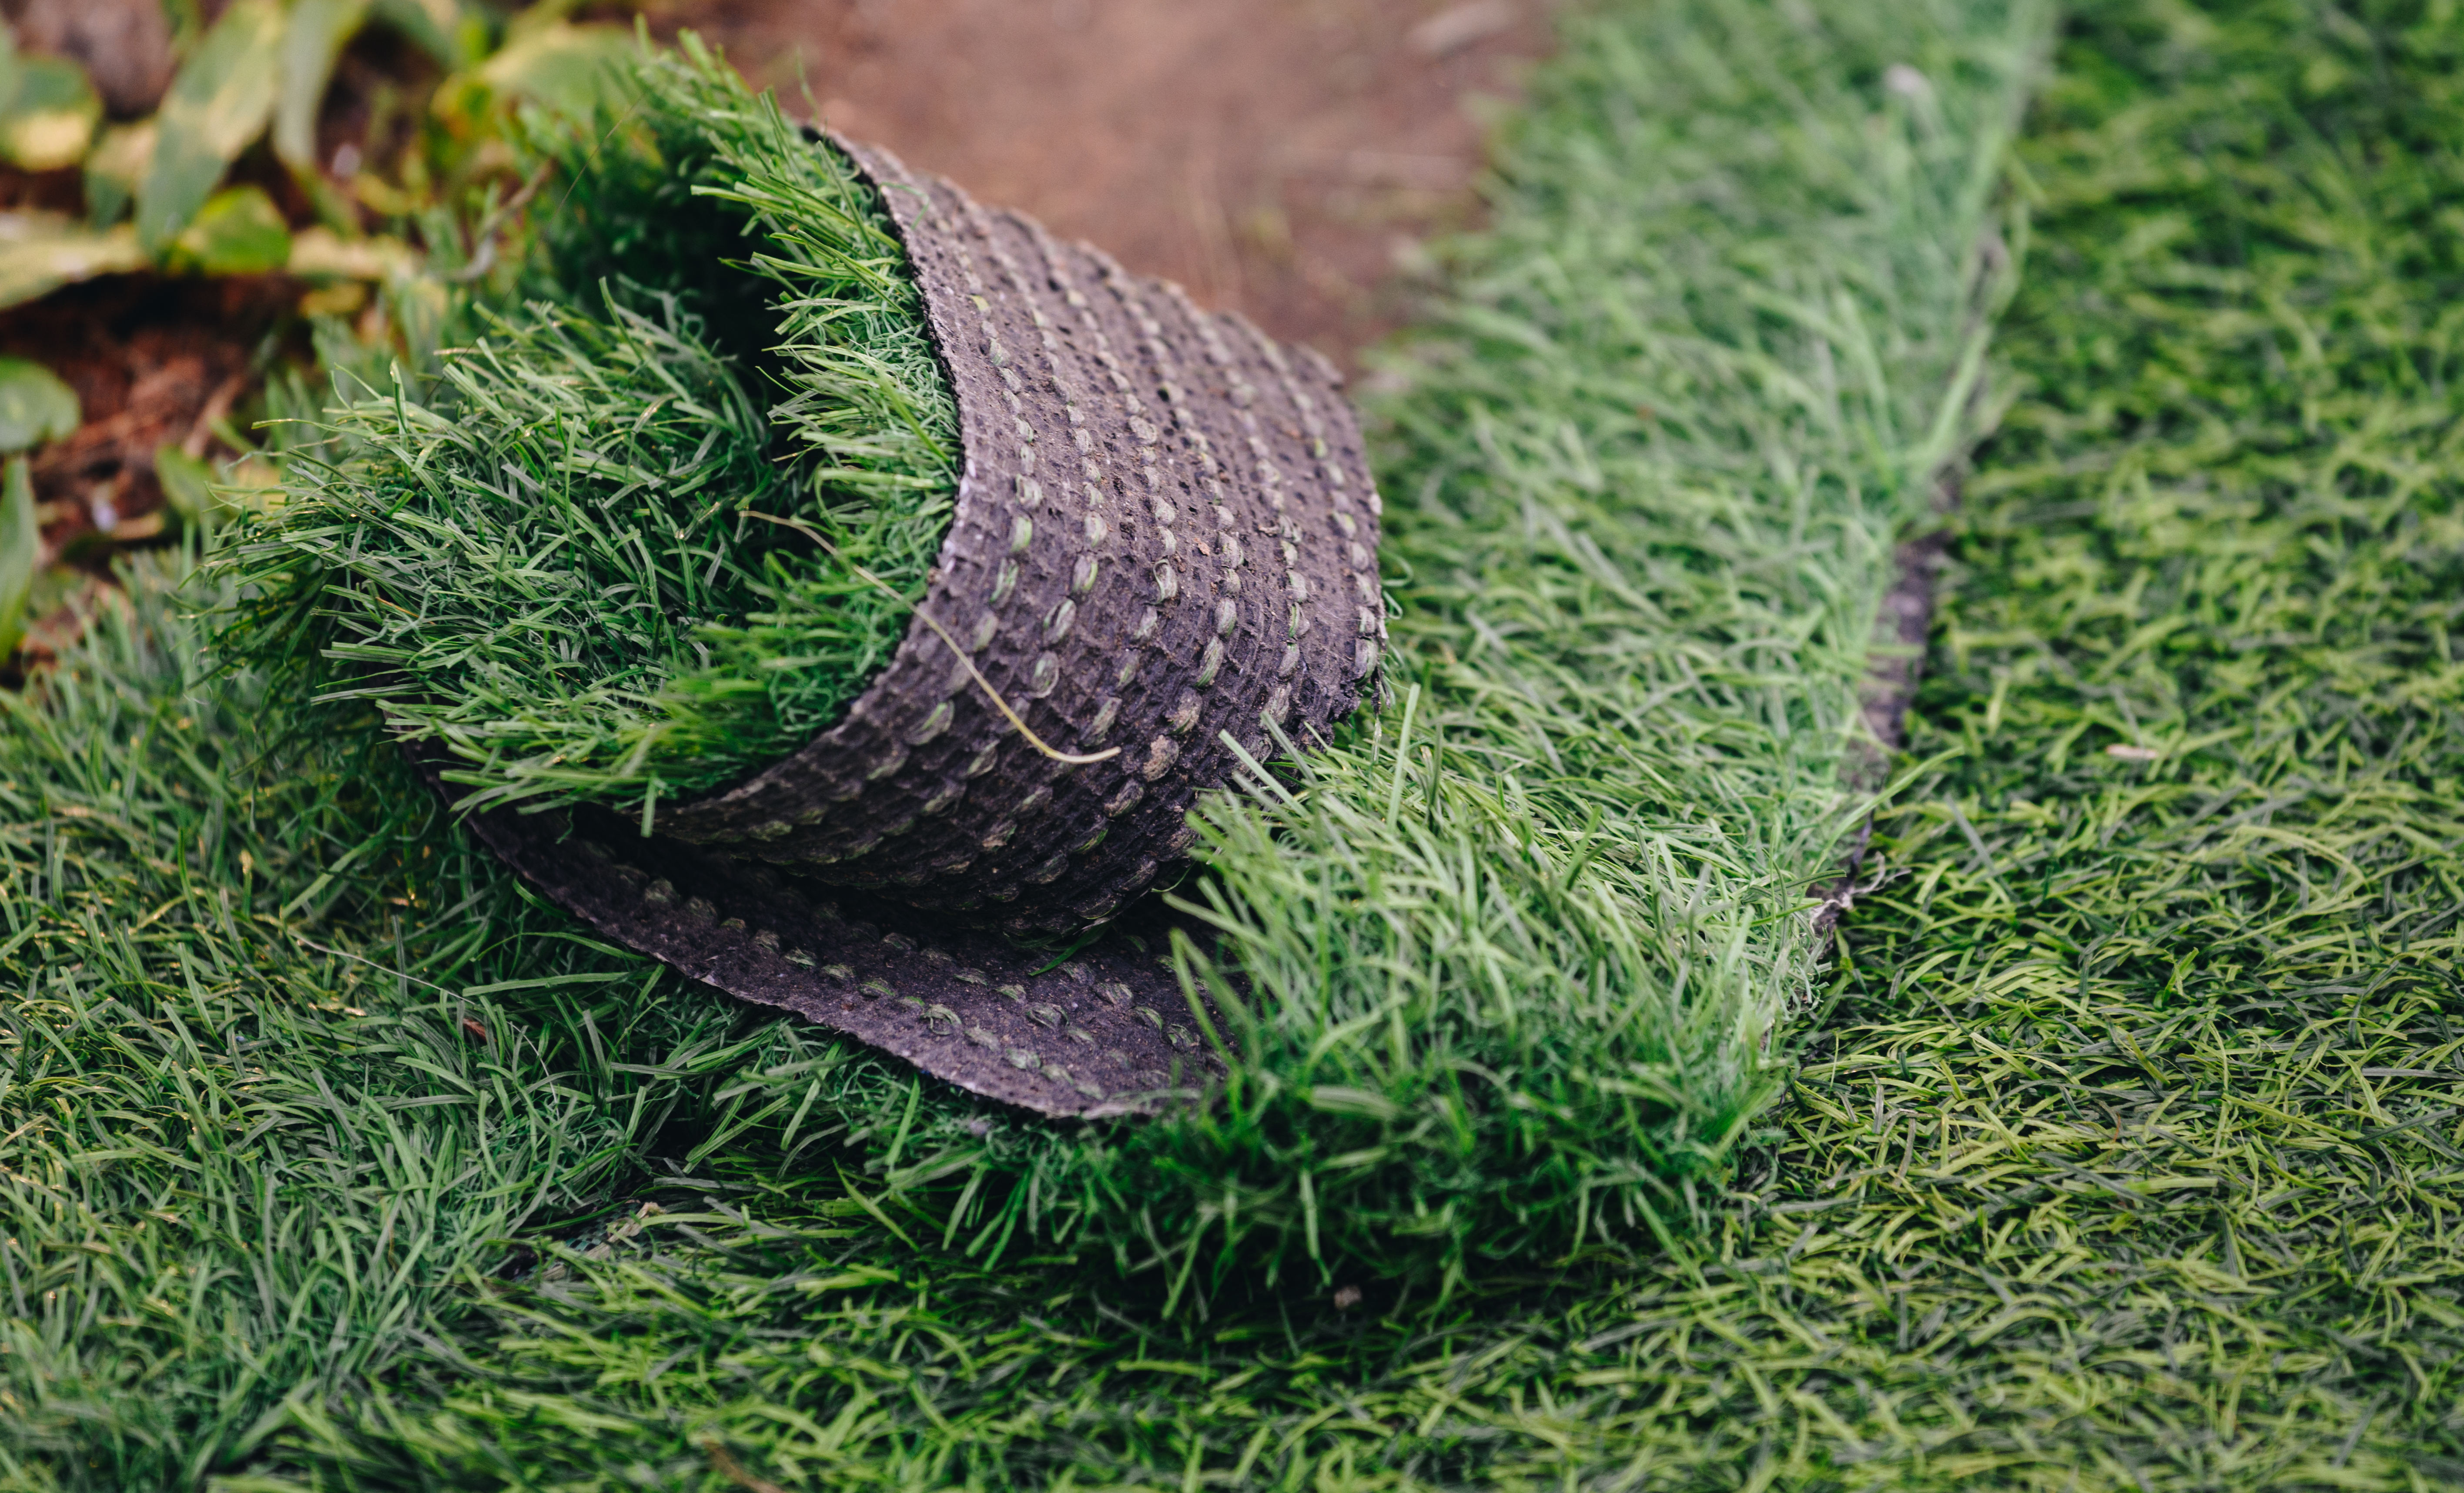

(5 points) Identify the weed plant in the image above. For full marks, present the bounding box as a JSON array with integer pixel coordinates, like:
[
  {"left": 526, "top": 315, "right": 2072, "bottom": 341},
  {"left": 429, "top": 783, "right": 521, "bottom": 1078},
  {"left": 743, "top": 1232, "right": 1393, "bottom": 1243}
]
[{"left": 227, "top": 40, "right": 957, "bottom": 817}]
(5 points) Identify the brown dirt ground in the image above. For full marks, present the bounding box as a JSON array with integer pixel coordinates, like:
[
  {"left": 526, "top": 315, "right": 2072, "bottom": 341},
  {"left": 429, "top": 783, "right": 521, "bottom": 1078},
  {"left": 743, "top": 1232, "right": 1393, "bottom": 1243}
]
[
  {"left": 0, "top": 0, "right": 1548, "bottom": 629},
  {"left": 677, "top": 0, "right": 1552, "bottom": 366},
  {"left": 0, "top": 275, "right": 297, "bottom": 536}
]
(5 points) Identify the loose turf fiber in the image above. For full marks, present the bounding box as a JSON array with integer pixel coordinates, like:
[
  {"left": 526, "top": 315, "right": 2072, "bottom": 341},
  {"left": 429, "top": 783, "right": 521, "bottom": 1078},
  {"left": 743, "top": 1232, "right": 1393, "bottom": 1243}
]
[{"left": 8, "top": 0, "right": 2463, "bottom": 1488}]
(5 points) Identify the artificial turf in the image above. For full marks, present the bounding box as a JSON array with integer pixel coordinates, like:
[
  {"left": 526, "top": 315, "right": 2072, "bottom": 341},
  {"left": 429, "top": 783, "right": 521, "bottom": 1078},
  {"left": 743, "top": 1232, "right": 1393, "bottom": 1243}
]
[
  {"left": 661, "top": 0, "right": 2040, "bottom": 1302},
  {"left": 7, "top": 0, "right": 2464, "bottom": 1488}
]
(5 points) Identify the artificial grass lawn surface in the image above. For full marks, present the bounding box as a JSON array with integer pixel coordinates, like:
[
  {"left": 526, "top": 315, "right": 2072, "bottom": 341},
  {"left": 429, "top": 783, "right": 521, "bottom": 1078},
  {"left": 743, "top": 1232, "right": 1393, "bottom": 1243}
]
[
  {"left": 226, "top": 0, "right": 2033, "bottom": 1326},
  {"left": 6, "top": 0, "right": 2464, "bottom": 1489}
]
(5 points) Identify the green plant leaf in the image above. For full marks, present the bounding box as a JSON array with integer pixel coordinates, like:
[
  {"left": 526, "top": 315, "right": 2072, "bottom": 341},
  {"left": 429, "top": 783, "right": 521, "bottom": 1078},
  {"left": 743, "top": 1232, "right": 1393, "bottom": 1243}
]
[
  {"left": 288, "top": 225, "right": 419, "bottom": 280},
  {"left": 0, "top": 455, "right": 38, "bottom": 663},
  {"left": 275, "top": 0, "right": 372, "bottom": 168},
  {"left": 0, "top": 358, "right": 80, "bottom": 454},
  {"left": 154, "top": 445, "right": 216, "bottom": 529},
  {"left": 370, "top": 0, "right": 472, "bottom": 69},
  {"left": 0, "top": 212, "right": 147, "bottom": 309},
  {"left": 0, "top": 56, "right": 102, "bottom": 171},
  {"left": 83, "top": 121, "right": 155, "bottom": 228},
  {"left": 137, "top": 0, "right": 286, "bottom": 255},
  {"left": 168, "top": 185, "right": 292, "bottom": 274},
  {"left": 468, "top": 22, "right": 636, "bottom": 121}
]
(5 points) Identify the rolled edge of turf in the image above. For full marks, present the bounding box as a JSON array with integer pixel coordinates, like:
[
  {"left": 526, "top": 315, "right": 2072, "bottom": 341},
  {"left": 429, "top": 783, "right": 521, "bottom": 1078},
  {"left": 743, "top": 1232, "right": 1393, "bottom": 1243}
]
[
  {"left": 425, "top": 134, "right": 1383, "bottom": 1118},
  {"left": 434, "top": 772, "right": 1230, "bottom": 1117},
  {"left": 656, "top": 135, "right": 1383, "bottom": 931}
]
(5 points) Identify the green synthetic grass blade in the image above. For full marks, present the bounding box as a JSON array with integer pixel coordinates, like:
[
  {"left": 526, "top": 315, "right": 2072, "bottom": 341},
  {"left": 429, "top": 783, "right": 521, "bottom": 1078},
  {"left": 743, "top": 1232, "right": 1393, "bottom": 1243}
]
[
  {"left": 4, "top": 0, "right": 2060, "bottom": 1483},
  {"left": 206, "top": 0, "right": 2041, "bottom": 1316},
  {"left": 278, "top": 1, "right": 2452, "bottom": 1483},
  {"left": 0, "top": 555, "right": 741, "bottom": 1485}
]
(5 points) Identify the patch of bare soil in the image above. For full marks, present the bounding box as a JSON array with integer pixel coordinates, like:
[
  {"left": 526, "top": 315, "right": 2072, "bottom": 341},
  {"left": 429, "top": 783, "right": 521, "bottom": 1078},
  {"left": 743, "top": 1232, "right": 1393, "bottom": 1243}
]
[
  {"left": 674, "top": 0, "right": 1554, "bottom": 366},
  {"left": 0, "top": 274, "right": 296, "bottom": 547}
]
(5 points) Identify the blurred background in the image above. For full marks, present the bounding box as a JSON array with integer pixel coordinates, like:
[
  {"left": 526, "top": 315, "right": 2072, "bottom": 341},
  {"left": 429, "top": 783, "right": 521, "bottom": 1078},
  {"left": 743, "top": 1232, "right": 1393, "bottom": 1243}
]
[{"left": 0, "top": 0, "right": 1547, "bottom": 668}]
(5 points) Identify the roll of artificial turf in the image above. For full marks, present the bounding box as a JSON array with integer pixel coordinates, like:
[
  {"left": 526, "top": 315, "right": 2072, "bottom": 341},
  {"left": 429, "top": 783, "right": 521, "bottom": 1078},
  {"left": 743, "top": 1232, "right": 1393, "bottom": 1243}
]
[{"left": 240, "top": 47, "right": 1381, "bottom": 1116}]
